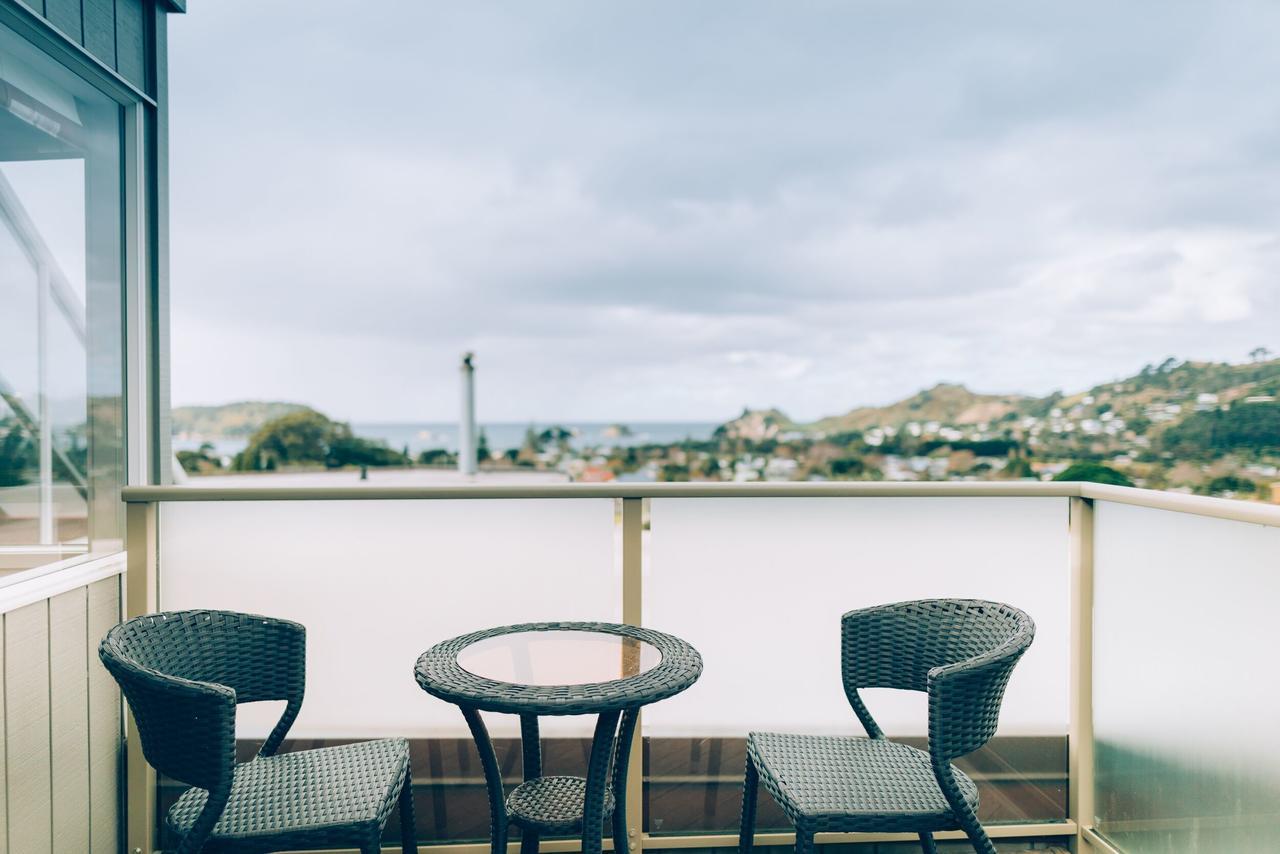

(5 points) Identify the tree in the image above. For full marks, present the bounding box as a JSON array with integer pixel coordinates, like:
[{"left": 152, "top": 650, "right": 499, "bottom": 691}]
[
  {"left": 176, "top": 450, "right": 202, "bottom": 474},
  {"left": 1162, "top": 402, "right": 1280, "bottom": 457},
  {"left": 1250, "top": 346, "right": 1272, "bottom": 363},
  {"left": 233, "top": 410, "right": 408, "bottom": 470},
  {"left": 234, "top": 410, "right": 333, "bottom": 470},
  {"left": 327, "top": 433, "right": 408, "bottom": 468},
  {"left": 176, "top": 444, "right": 223, "bottom": 475},
  {"left": 695, "top": 455, "right": 722, "bottom": 481},
  {"left": 0, "top": 423, "right": 35, "bottom": 487},
  {"left": 539, "top": 425, "right": 573, "bottom": 453},
  {"left": 1053, "top": 462, "right": 1134, "bottom": 487},
  {"left": 418, "top": 448, "right": 455, "bottom": 466},
  {"left": 659, "top": 463, "right": 690, "bottom": 482},
  {"left": 829, "top": 457, "right": 866, "bottom": 478},
  {"left": 1125, "top": 415, "right": 1151, "bottom": 436},
  {"left": 476, "top": 429, "right": 491, "bottom": 463},
  {"left": 521, "top": 425, "right": 543, "bottom": 455},
  {"left": 1002, "top": 458, "right": 1036, "bottom": 479},
  {"left": 1201, "top": 474, "right": 1257, "bottom": 496}
]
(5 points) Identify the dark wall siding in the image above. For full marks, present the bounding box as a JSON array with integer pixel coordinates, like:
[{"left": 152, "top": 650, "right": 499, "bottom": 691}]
[
  {"left": 44, "top": 0, "right": 80, "bottom": 42},
  {"left": 113, "top": 0, "right": 146, "bottom": 89},
  {"left": 81, "top": 0, "right": 116, "bottom": 70}
]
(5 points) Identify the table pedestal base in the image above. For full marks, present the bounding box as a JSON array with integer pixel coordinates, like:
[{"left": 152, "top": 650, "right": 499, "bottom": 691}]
[{"left": 461, "top": 706, "right": 638, "bottom": 854}]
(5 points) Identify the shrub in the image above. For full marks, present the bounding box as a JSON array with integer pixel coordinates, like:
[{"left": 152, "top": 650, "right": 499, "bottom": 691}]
[{"left": 1053, "top": 462, "right": 1134, "bottom": 487}]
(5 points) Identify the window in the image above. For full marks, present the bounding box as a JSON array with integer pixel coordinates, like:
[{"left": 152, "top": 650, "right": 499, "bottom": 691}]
[{"left": 0, "top": 23, "right": 125, "bottom": 582}]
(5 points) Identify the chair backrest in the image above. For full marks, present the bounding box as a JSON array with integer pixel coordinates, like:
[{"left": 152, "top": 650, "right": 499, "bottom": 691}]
[
  {"left": 98, "top": 610, "right": 306, "bottom": 792},
  {"left": 841, "top": 599, "right": 1034, "bottom": 760}
]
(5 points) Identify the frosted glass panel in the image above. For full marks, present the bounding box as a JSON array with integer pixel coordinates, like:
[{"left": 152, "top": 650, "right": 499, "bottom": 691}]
[
  {"left": 1094, "top": 502, "right": 1280, "bottom": 853},
  {"left": 647, "top": 497, "right": 1068, "bottom": 735},
  {"left": 159, "top": 499, "right": 618, "bottom": 738},
  {"left": 644, "top": 497, "right": 1069, "bottom": 833}
]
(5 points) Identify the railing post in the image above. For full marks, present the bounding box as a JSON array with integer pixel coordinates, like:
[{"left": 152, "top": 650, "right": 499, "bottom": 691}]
[
  {"left": 621, "top": 497, "right": 644, "bottom": 853},
  {"left": 1068, "top": 496, "right": 1096, "bottom": 851},
  {"left": 125, "top": 500, "right": 158, "bottom": 854}
]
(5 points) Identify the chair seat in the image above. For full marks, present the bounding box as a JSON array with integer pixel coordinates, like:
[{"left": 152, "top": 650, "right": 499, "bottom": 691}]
[
  {"left": 506, "top": 775, "right": 615, "bottom": 832},
  {"left": 168, "top": 738, "right": 410, "bottom": 850},
  {"left": 747, "top": 732, "right": 978, "bottom": 833}
]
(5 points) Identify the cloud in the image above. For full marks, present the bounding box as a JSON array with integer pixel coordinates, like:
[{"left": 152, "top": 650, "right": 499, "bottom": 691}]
[{"left": 167, "top": 1, "right": 1280, "bottom": 421}]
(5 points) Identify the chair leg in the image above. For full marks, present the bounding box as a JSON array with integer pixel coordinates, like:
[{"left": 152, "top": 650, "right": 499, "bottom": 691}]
[
  {"left": 918, "top": 831, "right": 938, "bottom": 854},
  {"left": 174, "top": 786, "right": 229, "bottom": 854},
  {"left": 610, "top": 805, "right": 626, "bottom": 854},
  {"left": 794, "top": 825, "right": 815, "bottom": 854},
  {"left": 738, "top": 757, "right": 759, "bottom": 854},
  {"left": 400, "top": 766, "right": 419, "bottom": 854},
  {"left": 520, "top": 829, "right": 541, "bottom": 854},
  {"left": 957, "top": 810, "right": 997, "bottom": 854}
]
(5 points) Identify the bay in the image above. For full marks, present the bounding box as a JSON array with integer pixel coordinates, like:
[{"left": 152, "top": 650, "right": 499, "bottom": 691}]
[{"left": 174, "top": 421, "right": 719, "bottom": 459}]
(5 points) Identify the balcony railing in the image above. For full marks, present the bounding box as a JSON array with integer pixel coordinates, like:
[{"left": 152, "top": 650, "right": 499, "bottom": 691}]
[{"left": 113, "top": 480, "right": 1280, "bottom": 854}]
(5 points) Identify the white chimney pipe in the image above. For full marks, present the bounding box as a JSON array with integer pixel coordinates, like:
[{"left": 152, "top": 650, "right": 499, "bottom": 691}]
[{"left": 459, "top": 352, "right": 477, "bottom": 476}]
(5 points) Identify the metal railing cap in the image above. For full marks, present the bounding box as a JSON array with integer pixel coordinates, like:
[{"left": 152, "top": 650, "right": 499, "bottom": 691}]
[
  {"left": 119, "top": 479, "right": 1280, "bottom": 527},
  {"left": 122, "top": 480, "right": 1084, "bottom": 502}
]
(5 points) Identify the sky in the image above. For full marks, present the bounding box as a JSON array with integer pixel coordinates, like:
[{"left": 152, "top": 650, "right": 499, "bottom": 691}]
[{"left": 168, "top": 2, "right": 1280, "bottom": 424}]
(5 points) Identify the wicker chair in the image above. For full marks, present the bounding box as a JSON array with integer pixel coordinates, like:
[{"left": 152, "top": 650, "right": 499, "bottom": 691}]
[
  {"left": 99, "top": 610, "right": 418, "bottom": 854},
  {"left": 738, "top": 599, "right": 1034, "bottom": 854}
]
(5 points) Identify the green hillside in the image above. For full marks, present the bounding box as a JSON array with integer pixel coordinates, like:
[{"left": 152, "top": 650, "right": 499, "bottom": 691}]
[{"left": 1162, "top": 402, "right": 1280, "bottom": 456}]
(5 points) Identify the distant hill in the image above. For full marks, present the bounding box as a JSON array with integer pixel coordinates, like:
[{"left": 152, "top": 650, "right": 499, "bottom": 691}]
[
  {"left": 171, "top": 401, "right": 315, "bottom": 439},
  {"left": 714, "top": 408, "right": 796, "bottom": 441},
  {"left": 812, "top": 383, "right": 1028, "bottom": 433},
  {"left": 717, "top": 355, "right": 1280, "bottom": 442}
]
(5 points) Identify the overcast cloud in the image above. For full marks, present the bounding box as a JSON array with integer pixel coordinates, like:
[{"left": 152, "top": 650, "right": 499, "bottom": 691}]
[{"left": 169, "top": 2, "right": 1280, "bottom": 422}]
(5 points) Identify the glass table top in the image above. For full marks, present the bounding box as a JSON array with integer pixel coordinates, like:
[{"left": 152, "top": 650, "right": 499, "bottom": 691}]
[{"left": 457, "top": 629, "right": 663, "bottom": 686}]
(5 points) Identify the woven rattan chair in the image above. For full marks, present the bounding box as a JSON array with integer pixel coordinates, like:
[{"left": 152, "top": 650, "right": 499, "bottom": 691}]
[
  {"left": 738, "top": 599, "right": 1034, "bottom": 854},
  {"left": 100, "top": 610, "right": 418, "bottom": 854}
]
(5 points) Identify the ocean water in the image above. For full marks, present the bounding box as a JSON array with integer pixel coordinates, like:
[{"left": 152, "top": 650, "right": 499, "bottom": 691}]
[{"left": 174, "top": 421, "right": 719, "bottom": 458}]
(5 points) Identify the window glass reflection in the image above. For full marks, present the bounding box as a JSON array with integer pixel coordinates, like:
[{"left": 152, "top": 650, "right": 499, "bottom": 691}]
[{"left": 0, "top": 24, "right": 124, "bottom": 580}]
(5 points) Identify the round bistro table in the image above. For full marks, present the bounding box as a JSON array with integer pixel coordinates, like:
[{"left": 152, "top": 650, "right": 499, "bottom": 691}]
[{"left": 415, "top": 622, "right": 702, "bottom": 854}]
